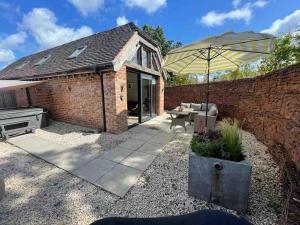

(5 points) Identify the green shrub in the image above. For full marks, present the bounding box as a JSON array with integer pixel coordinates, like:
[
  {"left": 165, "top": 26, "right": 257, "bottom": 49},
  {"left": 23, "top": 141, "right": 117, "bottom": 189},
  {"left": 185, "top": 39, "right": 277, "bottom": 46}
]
[
  {"left": 191, "top": 119, "right": 244, "bottom": 162},
  {"left": 219, "top": 119, "right": 244, "bottom": 161},
  {"left": 190, "top": 131, "right": 223, "bottom": 159}
]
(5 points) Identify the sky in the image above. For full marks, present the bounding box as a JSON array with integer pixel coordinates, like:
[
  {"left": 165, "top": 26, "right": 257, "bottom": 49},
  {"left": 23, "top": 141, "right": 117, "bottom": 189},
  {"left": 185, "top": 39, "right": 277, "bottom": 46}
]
[{"left": 0, "top": 0, "right": 299, "bottom": 69}]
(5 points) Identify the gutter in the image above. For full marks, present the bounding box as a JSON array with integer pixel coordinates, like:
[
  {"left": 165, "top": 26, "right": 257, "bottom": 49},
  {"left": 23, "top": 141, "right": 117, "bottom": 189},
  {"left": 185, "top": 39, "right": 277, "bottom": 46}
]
[{"left": 2, "top": 62, "right": 114, "bottom": 81}]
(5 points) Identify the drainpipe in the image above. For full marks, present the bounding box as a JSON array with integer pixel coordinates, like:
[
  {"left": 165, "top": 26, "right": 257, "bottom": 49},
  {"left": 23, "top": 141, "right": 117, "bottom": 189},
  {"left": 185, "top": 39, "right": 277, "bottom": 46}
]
[
  {"left": 95, "top": 68, "right": 107, "bottom": 132},
  {"left": 25, "top": 87, "right": 32, "bottom": 107}
]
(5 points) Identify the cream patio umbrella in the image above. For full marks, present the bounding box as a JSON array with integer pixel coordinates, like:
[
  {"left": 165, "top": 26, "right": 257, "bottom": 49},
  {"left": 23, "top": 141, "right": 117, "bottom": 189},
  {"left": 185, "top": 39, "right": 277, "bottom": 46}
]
[{"left": 164, "top": 31, "right": 275, "bottom": 128}]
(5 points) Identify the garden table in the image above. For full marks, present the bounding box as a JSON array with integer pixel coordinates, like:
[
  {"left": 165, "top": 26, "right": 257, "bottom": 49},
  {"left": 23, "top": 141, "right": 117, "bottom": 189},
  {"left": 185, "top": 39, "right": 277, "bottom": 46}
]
[{"left": 167, "top": 109, "right": 192, "bottom": 131}]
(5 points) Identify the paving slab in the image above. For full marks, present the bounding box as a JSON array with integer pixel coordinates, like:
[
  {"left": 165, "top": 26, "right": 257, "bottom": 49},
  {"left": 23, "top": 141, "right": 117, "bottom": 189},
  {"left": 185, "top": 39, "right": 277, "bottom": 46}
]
[
  {"left": 73, "top": 157, "right": 116, "bottom": 183},
  {"left": 137, "top": 142, "right": 164, "bottom": 155},
  {"left": 130, "top": 133, "right": 155, "bottom": 142},
  {"left": 8, "top": 134, "right": 67, "bottom": 156},
  {"left": 148, "top": 133, "right": 175, "bottom": 144},
  {"left": 120, "top": 151, "right": 156, "bottom": 171},
  {"left": 101, "top": 147, "right": 133, "bottom": 163},
  {"left": 8, "top": 134, "right": 99, "bottom": 171},
  {"left": 95, "top": 164, "right": 143, "bottom": 197},
  {"left": 142, "top": 128, "right": 162, "bottom": 135},
  {"left": 128, "top": 125, "right": 149, "bottom": 133},
  {"left": 118, "top": 139, "right": 145, "bottom": 150}
]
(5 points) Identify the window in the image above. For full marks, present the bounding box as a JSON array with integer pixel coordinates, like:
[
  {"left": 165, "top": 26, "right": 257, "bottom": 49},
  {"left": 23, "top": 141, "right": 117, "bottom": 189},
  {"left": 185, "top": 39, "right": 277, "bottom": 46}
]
[
  {"left": 142, "top": 47, "right": 151, "bottom": 69},
  {"left": 67, "top": 46, "right": 87, "bottom": 59},
  {"left": 137, "top": 47, "right": 142, "bottom": 65},
  {"left": 16, "top": 61, "right": 30, "bottom": 70},
  {"left": 152, "top": 55, "right": 159, "bottom": 71},
  {"left": 34, "top": 55, "right": 51, "bottom": 66}
]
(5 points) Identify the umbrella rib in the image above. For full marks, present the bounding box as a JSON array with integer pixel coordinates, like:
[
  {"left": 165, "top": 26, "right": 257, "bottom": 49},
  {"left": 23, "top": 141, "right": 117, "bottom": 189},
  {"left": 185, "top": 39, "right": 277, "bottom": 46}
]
[
  {"left": 215, "top": 51, "right": 240, "bottom": 67},
  {"left": 177, "top": 54, "right": 203, "bottom": 74},
  {"left": 220, "top": 37, "right": 275, "bottom": 47},
  {"left": 210, "top": 47, "right": 227, "bottom": 59},
  {"left": 167, "top": 47, "right": 209, "bottom": 55},
  {"left": 220, "top": 48, "right": 271, "bottom": 54},
  {"left": 164, "top": 52, "right": 200, "bottom": 67},
  {"left": 197, "top": 49, "right": 209, "bottom": 60}
]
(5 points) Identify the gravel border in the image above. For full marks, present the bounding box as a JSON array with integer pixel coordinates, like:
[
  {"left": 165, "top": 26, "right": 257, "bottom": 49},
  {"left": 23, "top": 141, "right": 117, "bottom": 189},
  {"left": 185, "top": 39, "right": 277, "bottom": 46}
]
[{"left": 0, "top": 122, "right": 283, "bottom": 225}]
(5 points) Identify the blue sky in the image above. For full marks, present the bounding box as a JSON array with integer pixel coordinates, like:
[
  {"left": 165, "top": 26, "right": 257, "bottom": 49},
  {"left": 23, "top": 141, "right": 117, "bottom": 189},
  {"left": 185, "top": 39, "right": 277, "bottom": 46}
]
[{"left": 0, "top": 0, "right": 299, "bottom": 68}]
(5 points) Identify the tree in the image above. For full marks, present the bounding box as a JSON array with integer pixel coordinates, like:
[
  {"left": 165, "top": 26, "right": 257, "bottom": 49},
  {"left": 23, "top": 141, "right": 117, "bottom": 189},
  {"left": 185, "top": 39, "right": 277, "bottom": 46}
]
[
  {"left": 218, "top": 64, "right": 258, "bottom": 81},
  {"left": 258, "top": 34, "right": 300, "bottom": 73},
  {"left": 142, "top": 24, "right": 182, "bottom": 57},
  {"left": 166, "top": 74, "right": 200, "bottom": 86}
]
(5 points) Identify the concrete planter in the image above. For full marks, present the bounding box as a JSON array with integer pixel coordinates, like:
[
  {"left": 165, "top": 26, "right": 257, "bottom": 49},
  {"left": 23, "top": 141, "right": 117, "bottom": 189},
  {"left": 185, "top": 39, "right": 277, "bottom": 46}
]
[{"left": 188, "top": 150, "right": 252, "bottom": 213}]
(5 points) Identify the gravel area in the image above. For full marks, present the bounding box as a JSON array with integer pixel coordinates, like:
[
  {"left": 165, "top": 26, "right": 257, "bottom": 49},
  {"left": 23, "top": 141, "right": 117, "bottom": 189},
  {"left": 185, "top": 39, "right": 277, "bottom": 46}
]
[
  {"left": 0, "top": 120, "right": 282, "bottom": 225},
  {"left": 35, "top": 120, "right": 133, "bottom": 154}
]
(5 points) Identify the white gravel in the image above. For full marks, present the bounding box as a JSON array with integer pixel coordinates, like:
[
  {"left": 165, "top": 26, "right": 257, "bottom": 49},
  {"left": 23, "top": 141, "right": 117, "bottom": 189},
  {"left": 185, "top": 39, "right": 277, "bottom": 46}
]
[{"left": 0, "top": 120, "right": 282, "bottom": 225}]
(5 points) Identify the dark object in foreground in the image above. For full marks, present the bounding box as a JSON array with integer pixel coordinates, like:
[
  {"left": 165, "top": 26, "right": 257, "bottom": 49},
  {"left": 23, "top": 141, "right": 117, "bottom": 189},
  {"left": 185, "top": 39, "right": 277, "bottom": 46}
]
[{"left": 90, "top": 210, "right": 252, "bottom": 225}]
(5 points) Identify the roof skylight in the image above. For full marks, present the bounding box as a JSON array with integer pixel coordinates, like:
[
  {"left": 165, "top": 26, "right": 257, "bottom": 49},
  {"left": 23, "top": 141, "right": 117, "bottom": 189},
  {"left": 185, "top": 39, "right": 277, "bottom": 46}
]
[
  {"left": 67, "top": 46, "right": 87, "bottom": 59},
  {"left": 34, "top": 55, "right": 51, "bottom": 66},
  {"left": 16, "top": 61, "right": 30, "bottom": 70}
]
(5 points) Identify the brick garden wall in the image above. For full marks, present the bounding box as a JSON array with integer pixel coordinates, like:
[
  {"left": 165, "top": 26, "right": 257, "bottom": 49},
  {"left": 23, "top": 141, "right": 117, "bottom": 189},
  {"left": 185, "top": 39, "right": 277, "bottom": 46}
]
[
  {"left": 165, "top": 63, "right": 300, "bottom": 171},
  {"left": 16, "top": 73, "right": 104, "bottom": 130}
]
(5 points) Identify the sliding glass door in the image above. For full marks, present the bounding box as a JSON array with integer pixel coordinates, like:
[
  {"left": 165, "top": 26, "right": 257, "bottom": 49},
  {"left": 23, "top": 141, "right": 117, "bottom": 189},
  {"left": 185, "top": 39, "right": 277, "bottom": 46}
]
[{"left": 140, "top": 74, "right": 156, "bottom": 123}]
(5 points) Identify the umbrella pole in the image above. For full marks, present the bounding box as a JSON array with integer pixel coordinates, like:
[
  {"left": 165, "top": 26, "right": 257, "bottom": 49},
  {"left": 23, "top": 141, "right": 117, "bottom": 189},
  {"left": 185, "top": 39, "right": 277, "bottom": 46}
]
[{"left": 205, "top": 47, "right": 211, "bottom": 132}]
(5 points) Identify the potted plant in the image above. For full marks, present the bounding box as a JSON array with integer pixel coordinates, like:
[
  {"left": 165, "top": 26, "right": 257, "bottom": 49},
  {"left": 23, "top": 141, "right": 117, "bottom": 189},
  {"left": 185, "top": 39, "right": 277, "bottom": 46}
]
[{"left": 188, "top": 119, "right": 251, "bottom": 213}]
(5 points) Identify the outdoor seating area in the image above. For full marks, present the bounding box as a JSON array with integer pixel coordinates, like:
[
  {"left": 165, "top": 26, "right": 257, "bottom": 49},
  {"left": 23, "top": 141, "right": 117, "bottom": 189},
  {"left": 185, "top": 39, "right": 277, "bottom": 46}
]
[{"left": 167, "top": 102, "right": 218, "bottom": 133}]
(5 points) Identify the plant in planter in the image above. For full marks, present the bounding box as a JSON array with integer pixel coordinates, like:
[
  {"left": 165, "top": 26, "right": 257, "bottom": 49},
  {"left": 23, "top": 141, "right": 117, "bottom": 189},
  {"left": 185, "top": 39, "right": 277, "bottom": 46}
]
[{"left": 188, "top": 119, "right": 251, "bottom": 213}]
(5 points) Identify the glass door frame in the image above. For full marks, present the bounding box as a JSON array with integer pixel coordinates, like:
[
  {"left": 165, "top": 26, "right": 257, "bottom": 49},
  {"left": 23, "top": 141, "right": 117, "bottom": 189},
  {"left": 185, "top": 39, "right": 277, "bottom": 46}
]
[
  {"left": 140, "top": 74, "right": 152, "bottom": 123},
  {"left": 127, "top": 69, "right": 157, "bottom": 125}
]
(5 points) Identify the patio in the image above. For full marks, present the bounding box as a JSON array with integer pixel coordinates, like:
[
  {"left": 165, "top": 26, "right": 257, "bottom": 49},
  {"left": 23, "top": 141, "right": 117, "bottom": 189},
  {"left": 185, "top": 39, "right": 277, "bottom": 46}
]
[
  {"left": 0, "top": 114, "right": 282, "bottom": 225},
  {"left": 7, "top": 115, "right": 182, "bottom": 197}
]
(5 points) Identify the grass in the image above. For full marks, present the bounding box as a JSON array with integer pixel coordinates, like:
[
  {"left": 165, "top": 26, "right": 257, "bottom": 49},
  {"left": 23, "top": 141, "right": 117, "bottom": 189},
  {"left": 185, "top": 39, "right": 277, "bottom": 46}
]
[{"left": 219, "top": 119, "right": 244, "bottom": 161}]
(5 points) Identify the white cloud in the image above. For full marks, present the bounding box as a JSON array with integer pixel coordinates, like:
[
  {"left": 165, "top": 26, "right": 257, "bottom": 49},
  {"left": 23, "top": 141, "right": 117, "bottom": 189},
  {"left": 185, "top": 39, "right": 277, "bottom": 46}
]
[
  {"left": 123, "top": 0, "right": 166, "bottom": 14},
  {"left": 21, "top": 8, "right": 93, "bottom": 49},
  {"left": 0, "top": 49, "right": 15, "bottom": 63},
  {"left": 68, "top": 0, "right": 104, "bottom": 16},
  {"left": 200, "top": 6, "right": 252, "bottom": 27},
  {"left": 262, "top": 10, "right": 300, "bottom": 36},
  {"left": 0, "top": 32, "right": 27, "bottom": 50},
  {"left": 116, "top": 16, "right": 129, "bottom": 26},
  {"left": 0, "top": 32, "right": 27, "bottom": 63},
  {"left": 253, "top": 0, "right": 268, "bottom": 8},
  {"left": 232, "top": 0, "right": 242, "bottom": 8},
  {"left": 200, "top": 0, "right": 268, "bottom": 27}
]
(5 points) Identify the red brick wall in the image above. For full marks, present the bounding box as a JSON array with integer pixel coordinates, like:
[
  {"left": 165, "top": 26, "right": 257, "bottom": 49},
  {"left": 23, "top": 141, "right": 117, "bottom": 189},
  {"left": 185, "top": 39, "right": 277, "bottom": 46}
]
[
  {"left": 102, "top": 66, "right": 128, "bottom": 133},
  {"left": 165, "top": 63, "right": 300, "bottom": 171},
  {"left": 15, "top": 66, "right": 165, "bottom": 134},
  {"left": 16, "top": 73, "right": 104, "bottom": 129}
]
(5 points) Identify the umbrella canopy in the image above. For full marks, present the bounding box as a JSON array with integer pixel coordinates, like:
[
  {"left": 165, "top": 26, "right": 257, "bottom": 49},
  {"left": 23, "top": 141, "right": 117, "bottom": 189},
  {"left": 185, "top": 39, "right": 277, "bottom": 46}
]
[
  {"left": 163, "top": 31, "right": 275, "bottom": 131},
  {"left": 164, "top": 31, "right": 275, "bottom": 74}
]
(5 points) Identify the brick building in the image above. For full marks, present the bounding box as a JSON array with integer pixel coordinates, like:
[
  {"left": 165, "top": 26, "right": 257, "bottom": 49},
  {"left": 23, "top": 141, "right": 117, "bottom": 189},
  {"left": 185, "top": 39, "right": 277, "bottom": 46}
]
[{"left": 0, "top": 23, "right": 165, "bottom": 134}]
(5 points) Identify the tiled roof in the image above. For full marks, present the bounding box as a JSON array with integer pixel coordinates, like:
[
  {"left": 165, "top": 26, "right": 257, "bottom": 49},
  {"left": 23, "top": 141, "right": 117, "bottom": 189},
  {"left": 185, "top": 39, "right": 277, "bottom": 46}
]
[{"left": 0, "top": 23, "right": 149, "bottom": 80}]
